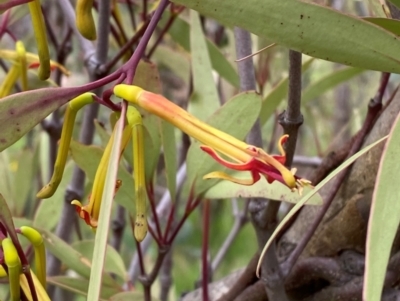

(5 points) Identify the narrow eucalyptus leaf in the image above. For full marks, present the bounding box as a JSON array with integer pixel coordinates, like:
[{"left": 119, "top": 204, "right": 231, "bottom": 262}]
[{"left": 171, "top": 0, "right": 400, "bottom": 73}]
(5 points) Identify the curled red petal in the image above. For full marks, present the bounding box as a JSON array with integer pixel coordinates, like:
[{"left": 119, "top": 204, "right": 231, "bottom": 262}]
[{"left": 200, "top": 145, "right": 253, "bottom": 171}]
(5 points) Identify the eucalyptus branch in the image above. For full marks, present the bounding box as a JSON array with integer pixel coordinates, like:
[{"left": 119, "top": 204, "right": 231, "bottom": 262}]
[
  {"left": 281, "top": 73, "right": 389, "bottom": 278},
  {"left": 111, "top": 205, "right": 126, "bottom": 251},
  {"left": 278, "top": 50, "right": 303, "bottom": 167},
  {"left": 234, "top": 26, "right": 287, "bottom": 301},
  {"left": 159, "top": 248, "right": 173, "bottom": 301}
]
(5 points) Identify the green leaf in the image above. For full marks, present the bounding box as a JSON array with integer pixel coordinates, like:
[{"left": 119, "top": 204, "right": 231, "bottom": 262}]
[
  {"left": 12, "top": 148, "right": 35, "bottom": 216},
  {"left": 159, "top": 120, "right": 177, "bottom": 202},
  {"left": 0, "top": 87, "right": 82, "bottom": 151},
  {"left": 133, "top": 60, "right": 162, "bottom": 182},
  {"left": 69, "top": 140, "right": 135, "bottom": 214},
  {"left": 71, "top": 240, "right": 127, "bottom": 281},
  {"left": 364, "top": 114, "right": 400, "bottom": 301},
  {"left": 87, "top": 115, "right": 124, "bottom": 301},
  {"left": 47, "top": 276, "right": 121, "bottom": 300},
  {"left": 33, "top": 161, "right": 73, "bottom": 231},
  {"left": 184, "top": 92, "right": 261, "bottom": 197},
  {"left": 0, "top": 194, "right": 19, "bottom": 250},
  {"left": 388, "top": 0, "right": 400, "bottom": 9},
  {"left": 302, "top": 67, "right": 365, "bottom": 105},
  {"left": 364, "top": 17, "right": 400, "bottom": 36},
  {"left": 260, "top": 58, "right": 313, "bottom": 125},
  {"left": 153, "top": 45, "right": 190, "bottom": 85},
  {"left": 109, "top": 292, "right": 151, "bottom": 301},
  {"left": 40, "top": 229, "right": 119, "bottom": 288},
  {"left": 189, "top": 10, "right": 220, "bottom": 121},
  {"left": 204, "top": 173, "right": 322, "bottom": 205},
  {"left": 257, "top": 135, "right": 388, "bottom": 275},
  {"left": 171, "top": 0, "right": 400, "bottom": 73},
  {"left": 159, "top": 11, "right": 239, "bottom": 87}
]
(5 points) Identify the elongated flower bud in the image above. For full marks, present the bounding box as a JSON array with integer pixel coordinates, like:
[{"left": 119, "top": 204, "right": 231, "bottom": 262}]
[
  {"left": 28, "top": 0, "right": 50, "bottom": 80},
  {"left": 37, "top": 93, "right": 94, "bottom": 198},
  {"left": 19, "top": 226, "right": 46, "bottom": 287},
  {"left": 2, "top": 238, "right": 21, "bottom": 301},
  {"left": 126, "top": 107, "right": 148, "bottom": 242},
  {"left": 75, "top": 0, "right": 97, "bottom": 40}
]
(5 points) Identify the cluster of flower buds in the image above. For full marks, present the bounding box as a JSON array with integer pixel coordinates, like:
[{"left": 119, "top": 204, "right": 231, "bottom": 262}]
[
  {"left": 0, "top": 224, "right": 49, "bottom": 301},
  {"left": 36, "top": 84, "right": 312, "bottom": 241}
]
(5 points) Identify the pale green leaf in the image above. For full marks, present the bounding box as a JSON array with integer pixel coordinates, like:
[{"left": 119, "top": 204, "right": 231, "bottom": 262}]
[
  {"left": 364, "top": 17, "right": 400, "bottom": 36},
  {"left": 133, "top": 61, "right": 162, "bottom": 182},
  {"left": 47, "top": 276, "right": 120, "bottom": 300},
  {"left": 189, "top": 10, "right": 220, "bottom": 121},
  {"left": 257, "top": 135, "right": 388, "bottom": 275},
  {"left": 364, "top": 113, "right": 400, "bottom": 301},
  {"left": 12, "top": 148, "right": 35, "bottom": 216},
  {"left": 0, "top": 87, "right": 82, "bottom": 151},
  {"left": 109, "top": 292, "right": 152, "bottom": 301},
  {"left": 159, "top": 120, "right": 177, "bottom": 202},
  {"left": 71, "top": 240, "right": 127, "bottom": 282},
  {"left": 153, "top": 45, "right": 190, "bottom": 85},
  {"left": 388, "top": 0, "right": 400, "bottom": 9},
  {"left": 302, "top": 67, "right": 365, "bottom": 105},
  {"left": 204, "top": 173, "right": 322, "bottom": 205},
  {"left": 87, "top": 115, "right": 124, "bottom": 301},
  {"left": 39, "top": 229, "right": 118, "bottom": 288},
  {"left": 171, "top": 0, "right": 400, "bottom": 73},
  {"left": 159, "top": 11, "right": 239, "bottom": 87}
]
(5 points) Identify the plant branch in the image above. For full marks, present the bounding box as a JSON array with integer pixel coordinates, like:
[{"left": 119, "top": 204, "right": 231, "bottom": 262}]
[
  {"left": 234, "top": 26, "right": 287, "bottom": 301},
  {"left": 278, "top": 50, "right": 303, "bottom": 167},
  {"left": 122, "top": 0, "right": 170, "bottom": 84},
  {"left": 281, "top": 73, "right": 389, "bottom": 278}
]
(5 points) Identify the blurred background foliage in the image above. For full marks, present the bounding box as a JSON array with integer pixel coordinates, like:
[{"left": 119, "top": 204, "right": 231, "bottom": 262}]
[{"left": 0, "top": 0, "right": 399, "bottom": 300}]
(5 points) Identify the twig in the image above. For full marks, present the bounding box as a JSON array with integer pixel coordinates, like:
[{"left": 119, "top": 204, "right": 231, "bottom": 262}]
[
  {"left": 127, "top": 164, "right": 186, "bottom": 283},
  {"left": 234, "top": 26, "right": 288, "bottom": 301},
  {"left": 122, "top": 0, "right": 170, "bottom": 84},
  {"left": 278, "top": 50, "right": 303, "bottom": 167},
  {"left": 159, "top": 247, "right": 173, "bottom": 301},
  {"left": 146, "top": 5, "right": 184, "bottom": 59},
  {"left": 102, "top": 18, "right": 150, "bottom": 74},
  {"left": 111, "top": 205, "right": 126, "bottom": 251},
  {"left": 281, "top": 73, "right": 389, "bottom": 278}
]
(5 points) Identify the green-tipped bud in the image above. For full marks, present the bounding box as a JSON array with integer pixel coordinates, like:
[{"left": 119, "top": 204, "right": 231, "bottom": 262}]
[
  {"left": 2, "top": 238, "right": 21, "bottom": 301},
  {"left": 127, "top": 107, "right": 148, "bottom": 242},
  {"left": 19, "top": 227, "right": 46, "bottom": 287},
  {"left": 28, "top": 0, "right": 51, "bottom": 80},
  {"left": 37, "top": 93, "right": 94, "bottom": 198},
  {"left": 16, "top": 41, "right": 28, "bottom": 91},
  {"left": 75, "top": 0, "right": 97, "bottom": 40}
]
